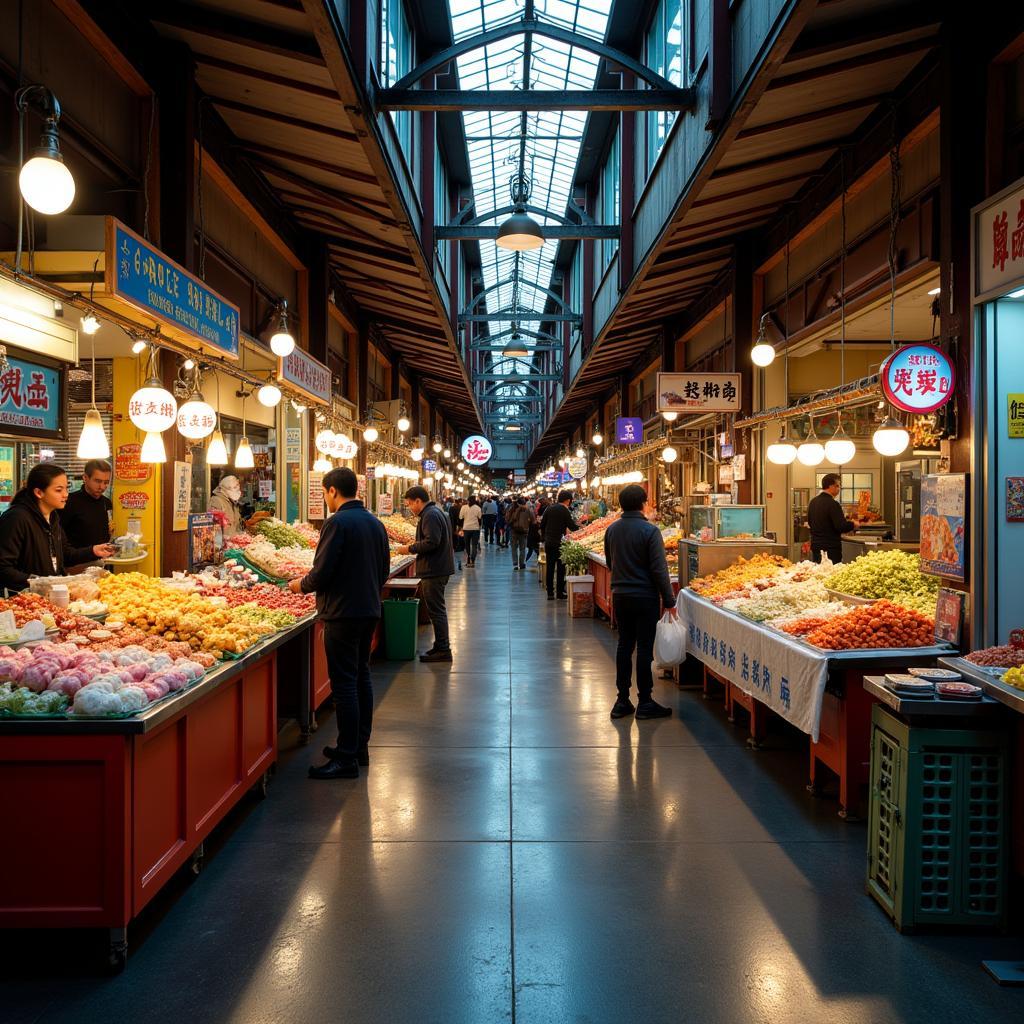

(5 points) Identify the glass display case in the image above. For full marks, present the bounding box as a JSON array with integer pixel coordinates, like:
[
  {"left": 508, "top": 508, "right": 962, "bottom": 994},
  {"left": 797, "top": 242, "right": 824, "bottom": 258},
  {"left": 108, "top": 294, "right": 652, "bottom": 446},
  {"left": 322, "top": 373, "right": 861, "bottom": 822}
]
[{"left": 688, "top": 504, "right": 765, "bottom": 540}]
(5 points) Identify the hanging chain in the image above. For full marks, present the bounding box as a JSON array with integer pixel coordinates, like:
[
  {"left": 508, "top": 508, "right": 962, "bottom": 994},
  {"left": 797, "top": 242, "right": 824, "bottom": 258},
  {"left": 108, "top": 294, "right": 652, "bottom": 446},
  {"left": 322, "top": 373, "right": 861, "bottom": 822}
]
[
  {"left": 840, "top": 150, "right": 846, "bottom": 392},
  {"left": 887, "top": 130, "right": 902, "bottom": 352}
]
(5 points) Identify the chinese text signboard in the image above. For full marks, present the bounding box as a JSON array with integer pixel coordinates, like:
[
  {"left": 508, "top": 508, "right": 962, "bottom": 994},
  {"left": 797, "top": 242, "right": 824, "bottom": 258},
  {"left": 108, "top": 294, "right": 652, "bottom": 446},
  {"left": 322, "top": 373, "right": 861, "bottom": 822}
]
[
  {"left": 377, "top": 493, "right": 393, "bottom": 517},
  {"left": 0, "top": 350, "right": 63, "bottom": 440},
  {"left": 461, "top": 434, "right": 493, "bottom": 466},
  {"left": 1008, "top": 394, "right": 1024, "bottom": 438},
  {"left": 975, "top": 179, "right": 1024, "bottom": 298},
  {"left": 920, "top": 473, "right": 967, "bottom": 581},
  {"left": 307, "top": 471, "right": 325, "bottom": 521},
  {"left": 173, "top": 461, "right": 190, "bottom": 531},
  {"left": 115, "top": 443, "right": 151, "bottom": 483},
  {"left": 615, "top": 417, "right": 643, "bottom": 445},
  {"left": 567, "top": 456, "right": 588, "bottom": 480},
  {"left": 657, "top": 373, "right": 741, "bottom": 414},
  {"left": 881, "top": 344, "right": 955, "bottom": 414},
  {"left": 279, "top": 347, "right": 331, "bottom": 406},
  {"left": 106, "top": 218, "right": 239, "bottom": 359}
]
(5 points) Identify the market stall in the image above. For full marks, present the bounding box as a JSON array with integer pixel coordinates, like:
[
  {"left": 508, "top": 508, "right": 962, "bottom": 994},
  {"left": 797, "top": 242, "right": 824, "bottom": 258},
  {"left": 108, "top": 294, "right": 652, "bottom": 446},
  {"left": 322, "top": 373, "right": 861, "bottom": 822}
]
[{"left": 679, "top": 549, "right": 957, "bottom": 816}]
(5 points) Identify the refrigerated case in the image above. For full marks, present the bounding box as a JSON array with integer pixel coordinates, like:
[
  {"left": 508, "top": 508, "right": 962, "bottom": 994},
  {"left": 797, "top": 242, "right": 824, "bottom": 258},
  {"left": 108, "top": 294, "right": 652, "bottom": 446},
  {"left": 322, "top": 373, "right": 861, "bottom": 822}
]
[
  {"left": 680, "top": 538, "right": 789, "bottom": 587},
  {"left": 896, "top": 460, "right": 923, "bottom": 542},
  {"left": 688, "top": 504, "right": 766, "bottom": 541}
]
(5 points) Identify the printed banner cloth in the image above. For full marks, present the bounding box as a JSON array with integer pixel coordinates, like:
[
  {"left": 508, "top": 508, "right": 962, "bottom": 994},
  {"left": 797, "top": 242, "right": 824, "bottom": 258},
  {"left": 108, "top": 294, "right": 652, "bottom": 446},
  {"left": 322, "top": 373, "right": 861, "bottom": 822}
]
[{"left": 678, "top": 591, "right": 830, "bottom": 741}]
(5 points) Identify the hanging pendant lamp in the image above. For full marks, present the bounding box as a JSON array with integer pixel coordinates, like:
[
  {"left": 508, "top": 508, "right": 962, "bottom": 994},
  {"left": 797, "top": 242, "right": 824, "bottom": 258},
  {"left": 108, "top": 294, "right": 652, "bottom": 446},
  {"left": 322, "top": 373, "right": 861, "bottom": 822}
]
[
  {"left": 797, "top": 417, "right": 825, "bottom": 466},
  {"left": 824, "top": 170, "right": 856, "bottom": 468},
  {"left": 76, "top": 279, "right": 110, "bottom": 460}
]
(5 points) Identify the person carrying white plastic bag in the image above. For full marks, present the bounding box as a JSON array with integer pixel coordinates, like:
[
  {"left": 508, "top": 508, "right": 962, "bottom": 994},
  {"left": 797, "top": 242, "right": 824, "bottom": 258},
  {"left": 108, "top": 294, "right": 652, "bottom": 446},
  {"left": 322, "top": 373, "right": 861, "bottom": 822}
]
[
  {"left": 603, "top": 483, "right": 679, "bottom": 721},
  {"left": 654, "top": 609, "right": 686, "bottom": 668}
]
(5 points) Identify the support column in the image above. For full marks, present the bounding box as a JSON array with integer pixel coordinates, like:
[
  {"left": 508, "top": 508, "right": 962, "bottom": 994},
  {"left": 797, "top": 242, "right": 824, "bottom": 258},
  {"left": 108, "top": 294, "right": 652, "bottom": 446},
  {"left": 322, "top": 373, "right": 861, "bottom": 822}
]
[
  {"left": 618, "top": 74, "right": 636, "bottom": 295},
  {"left": 706, "top": 0, "right": 733, "bottom": 130},
  {"left": 660, "top": 321, "right": 676, "bottom": 374},
  {"left": 306, "top": 240, "right": 330, "bottom": 364},
  {"left": 733, "top": 238, "right": 754, "bottom": 504},
  {"left": 158, "top": 43, "right": 196, "bottom": 271},
  {"left": 419, "top": 76, "right": 436, "bottom": 261}
]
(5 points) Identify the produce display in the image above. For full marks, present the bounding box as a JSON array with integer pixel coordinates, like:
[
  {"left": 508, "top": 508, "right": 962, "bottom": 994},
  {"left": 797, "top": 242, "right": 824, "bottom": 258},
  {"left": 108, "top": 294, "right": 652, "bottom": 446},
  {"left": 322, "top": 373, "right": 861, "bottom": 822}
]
[
  {"left": 380, "top": 514, "right": 417, "bottom": 544},
  {"left": 689, "top": 553, "right": 792, "bottom": 599},
  {"left": 0, "top": 682, "right": 69, "bottom": 715},
  {"left": 255, "top": 518, "right": 317, "bottom": 550},
  {"left": 241, "top": 537, "right": 315, "bottom": 580},
  {"left": 292, "top": 522, "right": 320, "bottom": 547},
  {"left": 208, "top": 582, "right": 315, "bottom": 616},
  {"left": 722, "top": 578, "right": 830, "bottom": 622},
  {"left": 803, "top": 600, "right": 935, "bottom": 650},
  {"left": 824, "top": 549, "right": 939, "bottom": 614},
  {"left": 98, "top": 574, "right": 272, "bottom": 657}
]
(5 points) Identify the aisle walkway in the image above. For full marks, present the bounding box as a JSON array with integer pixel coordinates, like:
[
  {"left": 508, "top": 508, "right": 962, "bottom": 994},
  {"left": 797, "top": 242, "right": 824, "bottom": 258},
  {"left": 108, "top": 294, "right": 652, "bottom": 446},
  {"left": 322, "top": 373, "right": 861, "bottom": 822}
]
[{"left": 4, "top": 545, "right": 1023, "bottom": 1024}]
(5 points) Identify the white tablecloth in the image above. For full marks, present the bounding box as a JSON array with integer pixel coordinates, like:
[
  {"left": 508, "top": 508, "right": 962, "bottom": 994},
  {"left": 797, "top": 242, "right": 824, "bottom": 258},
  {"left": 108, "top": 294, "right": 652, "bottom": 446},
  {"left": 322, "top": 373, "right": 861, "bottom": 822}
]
[{"left": 678, "top": 591, "right": 830, "bottom": 740}]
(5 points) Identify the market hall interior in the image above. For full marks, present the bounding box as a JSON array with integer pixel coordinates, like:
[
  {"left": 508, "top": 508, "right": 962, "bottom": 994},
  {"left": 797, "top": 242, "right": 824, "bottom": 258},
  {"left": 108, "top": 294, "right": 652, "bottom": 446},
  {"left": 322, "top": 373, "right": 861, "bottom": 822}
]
[{"left": 3, "top": 550, "right": 1023, "bottom": 1024}]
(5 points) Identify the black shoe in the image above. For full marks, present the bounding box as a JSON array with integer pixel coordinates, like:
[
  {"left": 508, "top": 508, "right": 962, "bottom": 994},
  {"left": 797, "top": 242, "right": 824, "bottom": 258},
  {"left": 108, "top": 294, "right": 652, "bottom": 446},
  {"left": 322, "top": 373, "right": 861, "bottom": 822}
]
[
  {"left": 308, "top": 759, "right": 359, "bottom": 780},
  {"left": 513, "top": 566, "right": 521, "bottom": 571},
  {"left": 557, "top": 593, "right": 567, "bottom": 600},
  {"left": 635, "top": 700, "right": 672, "bottom": 720},
  {"left": 548, "top": 594, "right": 555, "bottom": 601},
  {"left": 420, "top": 649, "right": 453, "bottom": 663},
  {"left": 610, "top": 698, "right": 635, "bottom": 719},
  {"left": 323, "top": 745, "right": 369, "bottom": 766}
]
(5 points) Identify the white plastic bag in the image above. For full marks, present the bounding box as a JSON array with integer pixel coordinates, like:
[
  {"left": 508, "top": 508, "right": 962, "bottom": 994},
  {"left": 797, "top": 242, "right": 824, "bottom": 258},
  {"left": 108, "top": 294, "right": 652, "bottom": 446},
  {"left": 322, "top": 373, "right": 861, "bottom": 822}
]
[{"left": 654, "top": 610, "right": 685, "bottom": 667}]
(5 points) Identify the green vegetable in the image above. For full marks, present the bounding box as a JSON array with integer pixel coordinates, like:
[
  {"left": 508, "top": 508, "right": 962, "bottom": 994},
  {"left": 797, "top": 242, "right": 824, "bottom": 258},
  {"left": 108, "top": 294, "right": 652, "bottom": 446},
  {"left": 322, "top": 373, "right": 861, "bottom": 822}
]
[
  {"left": 257, "top": 519, "right": 312, "bottom": 550},
  {"left": 825, "top": 550, "right": 939, "bottom": 602},
  {"left": 559, "top": 540, "right": 591, "bottom": 577}
]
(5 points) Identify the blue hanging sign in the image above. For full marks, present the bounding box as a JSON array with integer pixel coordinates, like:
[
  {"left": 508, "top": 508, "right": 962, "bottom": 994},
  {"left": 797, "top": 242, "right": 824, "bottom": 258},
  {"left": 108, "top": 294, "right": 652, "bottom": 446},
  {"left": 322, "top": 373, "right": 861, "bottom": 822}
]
[
  {"left": 616, "top": 417, "right": 643, "bottom": 445},
  {"left": 0, "top": 348, "right": 64, "bottom": 440},
  {"left": 105, "top": 218, "right": 240, "bottom": 359}
]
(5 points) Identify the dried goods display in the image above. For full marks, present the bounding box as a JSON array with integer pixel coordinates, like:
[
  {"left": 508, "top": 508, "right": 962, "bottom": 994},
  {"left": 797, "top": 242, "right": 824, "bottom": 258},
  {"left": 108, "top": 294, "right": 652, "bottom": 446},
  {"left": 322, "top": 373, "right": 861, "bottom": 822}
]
[
  {"left": 722, "top": 579, "right": 830, "bottom": 622},
  {"left": 380, "top": 514, "right": 417, "bottom": 544},
  {"left": 688, "top": 553, "right": 792, "bottom": 598},
  {"left": 964, "top": 646, "right": 1024, "bottom": 668},
  {"left": 1001, "top": 666, "right": 1024, "bottom": 690},
  {"left": 803, "top": 601, "right": 935, "bottom": 650},
  {"left": 254, "top": 518, "right": 317, "bottom": 550},
  {"left": 824, "top": 549, "right": 940, "bottom": 611},
  {"left": 241, "top": 537, "right": 315, "bottom": 580}
]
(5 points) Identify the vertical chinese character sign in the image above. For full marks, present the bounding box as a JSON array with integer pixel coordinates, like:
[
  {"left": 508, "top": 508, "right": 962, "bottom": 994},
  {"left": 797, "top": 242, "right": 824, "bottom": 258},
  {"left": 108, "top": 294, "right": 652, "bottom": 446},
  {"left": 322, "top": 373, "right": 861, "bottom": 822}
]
[
  {"left": 880, "top": 344, "right": 955, "bottom": 415},
  {"left": 461, "top": 435, "right": 493, "bottom": 466},
  {"left": 615, "top": 417, "right": 643, "bottom": 444}
]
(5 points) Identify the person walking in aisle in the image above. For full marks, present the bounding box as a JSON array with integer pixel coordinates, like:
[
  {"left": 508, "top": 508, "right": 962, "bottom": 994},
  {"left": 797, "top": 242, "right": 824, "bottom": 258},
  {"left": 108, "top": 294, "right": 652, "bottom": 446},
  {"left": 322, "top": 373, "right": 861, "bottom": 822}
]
[
  {"left": 448, "top": 498, "right": 464, "bottom": 571},
  {"left": 604, "top": 484, "right": 677, "bottom": 721},
  {"left": 460, "top": 495, "right": 483, "bottom": 566},
  {"left": 525, "top": 507, "right": 541, "bottom": 567},
  {"left": 398, "top": 485, "right": 455, "bottom": 662},
  {"left": 541, "top": 489, "right": 577, "bottom": 600},
  {"left": 509, "top": 496, "right": 534, "bottom": 570},
  {"left": 291, "top": 468, "right": 390, "bottom": 779},
  {"left": 494, "top": 499, "right": 508, "bottom": 548},
  {"left": 481, "top": 496, "right": 498, "bottom": 544}
]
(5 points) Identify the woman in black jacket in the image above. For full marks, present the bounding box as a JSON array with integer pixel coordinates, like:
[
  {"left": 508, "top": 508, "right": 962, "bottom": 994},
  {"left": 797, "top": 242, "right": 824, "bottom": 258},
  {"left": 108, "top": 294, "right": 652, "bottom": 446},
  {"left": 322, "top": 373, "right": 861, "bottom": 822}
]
[{"left": 0, "top": 463, "right": 115, "bottom": 592}]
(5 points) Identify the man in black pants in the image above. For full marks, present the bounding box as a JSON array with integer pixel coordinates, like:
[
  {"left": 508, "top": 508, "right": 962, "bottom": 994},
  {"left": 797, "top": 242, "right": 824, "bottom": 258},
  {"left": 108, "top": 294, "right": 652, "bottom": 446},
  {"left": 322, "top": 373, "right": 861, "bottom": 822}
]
[
  {"left": 292, "top": 467, "right": 390, "bottom": 779},
  {"left": 541, "top": 489, "right": 577, "bottom": 600},
  {"left": 807, "top": 472, "right": 856, "bottom": 564},
  {"left": 604, "top": 484, "right": 677, "bottom": 720},
  {"left": 398, "top": 485, "right": 455, "bottom": 662}
]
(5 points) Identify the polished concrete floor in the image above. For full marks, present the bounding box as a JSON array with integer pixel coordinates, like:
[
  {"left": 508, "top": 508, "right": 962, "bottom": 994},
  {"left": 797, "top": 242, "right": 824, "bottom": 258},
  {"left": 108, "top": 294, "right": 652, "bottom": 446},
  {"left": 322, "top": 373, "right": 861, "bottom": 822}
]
[{"left": 4, "top": 543, "right": 1024, "bottom": 1023}]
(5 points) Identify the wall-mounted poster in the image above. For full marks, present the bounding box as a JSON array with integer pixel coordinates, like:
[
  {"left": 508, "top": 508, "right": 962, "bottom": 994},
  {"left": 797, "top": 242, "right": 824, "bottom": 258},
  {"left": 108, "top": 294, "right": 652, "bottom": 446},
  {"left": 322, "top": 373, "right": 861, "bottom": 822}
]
[
  {"left": 1006, "top": 477, "right": 1024, "bottom": 522},
  {"left": 920, "top": 473, "right": 967, "bottom": 581},
  {"left": 173, "top": 461, "right": 191, "bottom": 531},
  {"left": 188, "top": 513, "right": 219, "bottom": 571},
  {"left": 934, "top": 588, "right": 966, "bottom": 647}
]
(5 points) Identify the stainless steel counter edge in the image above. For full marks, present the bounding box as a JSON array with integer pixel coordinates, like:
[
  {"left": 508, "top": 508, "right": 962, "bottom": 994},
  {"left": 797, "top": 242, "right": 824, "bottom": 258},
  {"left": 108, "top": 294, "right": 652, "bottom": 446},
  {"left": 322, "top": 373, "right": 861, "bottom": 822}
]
[{"left": 938, "top": 656, "right": 1024, "bottom": 715}]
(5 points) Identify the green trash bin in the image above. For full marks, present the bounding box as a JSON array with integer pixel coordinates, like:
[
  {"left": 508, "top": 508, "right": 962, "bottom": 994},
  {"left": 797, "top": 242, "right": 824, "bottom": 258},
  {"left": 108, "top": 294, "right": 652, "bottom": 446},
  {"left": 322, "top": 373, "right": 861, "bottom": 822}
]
[{"left": 383, "top": 598, "right": 420, "bottom": 661}]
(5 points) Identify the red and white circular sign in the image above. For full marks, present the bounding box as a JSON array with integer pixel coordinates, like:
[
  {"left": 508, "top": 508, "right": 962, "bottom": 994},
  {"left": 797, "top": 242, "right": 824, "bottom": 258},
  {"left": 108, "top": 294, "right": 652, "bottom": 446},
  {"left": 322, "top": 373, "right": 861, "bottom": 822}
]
[
  {"left": 880, "top": 344, "right": 955, "bottom": 414},
  {"left": 460, "top": 435, "right": 493, "bottom": 466}
]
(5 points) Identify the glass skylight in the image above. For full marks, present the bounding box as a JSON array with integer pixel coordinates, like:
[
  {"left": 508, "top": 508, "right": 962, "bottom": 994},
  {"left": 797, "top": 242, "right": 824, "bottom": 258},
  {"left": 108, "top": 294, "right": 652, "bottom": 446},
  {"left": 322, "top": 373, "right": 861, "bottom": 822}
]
[{"left": 447, "top": 0, "right": 613, "bottom": 405}]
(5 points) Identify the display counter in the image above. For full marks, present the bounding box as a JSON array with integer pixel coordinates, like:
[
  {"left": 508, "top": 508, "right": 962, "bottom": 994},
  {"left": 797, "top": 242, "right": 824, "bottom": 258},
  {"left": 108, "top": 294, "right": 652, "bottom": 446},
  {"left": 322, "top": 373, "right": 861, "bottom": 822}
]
[
  {"left": 841, "top": 535, "right": 919, "bottom": 563},
  {"left": 679, "top": 539, "right": 789, "bottom": 588},
  {"left": 680, "top": 591, "right": 956, "bottom": 816}
]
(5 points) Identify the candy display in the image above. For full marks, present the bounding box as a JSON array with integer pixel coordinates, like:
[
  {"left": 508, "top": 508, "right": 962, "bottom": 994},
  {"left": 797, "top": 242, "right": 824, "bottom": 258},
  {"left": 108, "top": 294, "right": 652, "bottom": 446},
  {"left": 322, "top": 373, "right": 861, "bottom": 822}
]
[
  {"left": 241, "top": 537, "right": 316, "bottom": 580},
  {"left": 380, "top": 514, "right": 417, "bottom": 544},
  {"left": 1000, "top": 666, "right": 1024, "bottom": 690},
  {"left": 803, "top": 601, "right": 935, "bottom": 650},
  {"left": 210, "top": 582, "right": 316, "bottom": 615}
]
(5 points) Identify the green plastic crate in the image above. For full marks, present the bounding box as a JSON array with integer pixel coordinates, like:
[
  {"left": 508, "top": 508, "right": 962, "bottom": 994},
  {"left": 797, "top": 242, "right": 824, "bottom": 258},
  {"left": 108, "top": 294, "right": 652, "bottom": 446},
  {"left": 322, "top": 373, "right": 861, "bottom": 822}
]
[
  {"left": 382, "top": 598, "right": 420, "bottom": 661},
  {"left": 866, "top": 704, "right": 1009, "bottom": 932}
]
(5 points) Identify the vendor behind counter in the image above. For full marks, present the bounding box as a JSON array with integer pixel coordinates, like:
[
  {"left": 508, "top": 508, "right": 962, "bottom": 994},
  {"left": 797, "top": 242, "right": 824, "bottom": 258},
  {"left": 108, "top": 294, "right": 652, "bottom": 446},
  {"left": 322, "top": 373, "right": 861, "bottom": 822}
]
[
  {"left": 0, "top": 463, "right": 115, "bottom": 592},
  {"left": 807, "top": 473, "right": 857, "bottom": 564},
  {"left": 58, "top": 459, "right": 113, "bottom": 549}
]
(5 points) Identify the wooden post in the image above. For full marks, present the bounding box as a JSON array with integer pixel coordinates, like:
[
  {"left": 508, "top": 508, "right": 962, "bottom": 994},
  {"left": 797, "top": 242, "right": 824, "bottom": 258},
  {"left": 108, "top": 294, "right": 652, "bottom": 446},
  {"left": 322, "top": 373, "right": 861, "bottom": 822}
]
[
  {"left": 305, "top": 241, "right": 330, "bottom": 364},
  {"left": 158, "top": 43, "right": 196, "bottom": 271},
  {"left": 706, "top": 0, "right": 732, "bottom": 130},
  {"left": 733, "top": 238, "right": 754, "bottom": 504},
  {"left": 618, "top": 74, "right": 636, "bottom": 295}
]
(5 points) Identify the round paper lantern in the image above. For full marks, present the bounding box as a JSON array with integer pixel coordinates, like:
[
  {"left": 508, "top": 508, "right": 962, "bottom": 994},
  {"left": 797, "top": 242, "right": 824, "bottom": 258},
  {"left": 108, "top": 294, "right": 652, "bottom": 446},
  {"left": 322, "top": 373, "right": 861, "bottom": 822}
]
[
  {"left": 129, "top": 380, "right": 177, "bottom": 433},
  {"left": 176, "top": 396, "right": 217, "bottom": 440}
]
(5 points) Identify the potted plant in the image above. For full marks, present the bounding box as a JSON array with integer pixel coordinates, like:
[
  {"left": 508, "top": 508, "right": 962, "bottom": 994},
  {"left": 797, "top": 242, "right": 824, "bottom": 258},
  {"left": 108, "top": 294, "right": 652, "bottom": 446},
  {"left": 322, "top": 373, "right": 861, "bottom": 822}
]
[{"left": 560, "top": 539, "right": 595, "bottom": 617}]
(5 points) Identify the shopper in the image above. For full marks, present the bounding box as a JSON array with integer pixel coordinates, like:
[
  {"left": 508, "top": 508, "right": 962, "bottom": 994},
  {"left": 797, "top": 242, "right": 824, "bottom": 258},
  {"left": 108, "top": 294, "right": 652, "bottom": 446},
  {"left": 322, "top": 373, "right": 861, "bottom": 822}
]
[
  {"left": 525, "top": 508, "right": 541, "bottom": 566},
  {"left": 481, "top": 496, "right": 498, "bottom": 544},
  {"left": 449, "top": 498, "right": 464, "bottom": 571},
  {"left": 807, "top": 473, "right": 856, "bottom": 564},
  {"left": 208, "top": 474, "right": 244, "bottom": 537},
  {"left": 604, "top": 484, "right": 677, "bottom": 721},
  {"left": 0, "top": 463, "right": 115, "bottom": 593},
  {"left": 291, "top": 468, "right": 390, "bottom": 780},
  {"left": 509, "top": 496, "right": 533, "bottom": 570},
  {"left": 58, "top": 459, "right": 113, "bottom": 551},
  {"left": 398, "top": 485, "right": 455, "bottom": 662},
  {"left": 494, "top": 499, "right": 507, "bottom": 548},
  {"left": 460, "top": 495, "right": 483, "bottom": 566},
  {"left": 541, "top": 489, "right": 577, "bottom": 600}
]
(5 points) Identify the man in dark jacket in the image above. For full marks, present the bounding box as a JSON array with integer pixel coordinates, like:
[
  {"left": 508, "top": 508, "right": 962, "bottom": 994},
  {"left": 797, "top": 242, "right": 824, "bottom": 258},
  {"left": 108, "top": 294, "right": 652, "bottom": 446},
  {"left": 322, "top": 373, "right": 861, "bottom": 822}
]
[
  {"left": 541, "top": 489, "right": 577, "bottom": 600},
  {"left": 398, "top": 485, "right": 455, "bottom": 662},
  {"left": 291, "top": 467, "right": 390, "bottom": 780},
  {"left": 807, "top": 473, "right": 856, "bottom": 564},
  {"left": 604, "top": 484, "right": 677, "bottom": 721},
  {"left": 509, "top": 497, "right": 534, "bottom": 571},
  {"left": 58, "top": 459, "right": 113, "bottom": 551}
]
